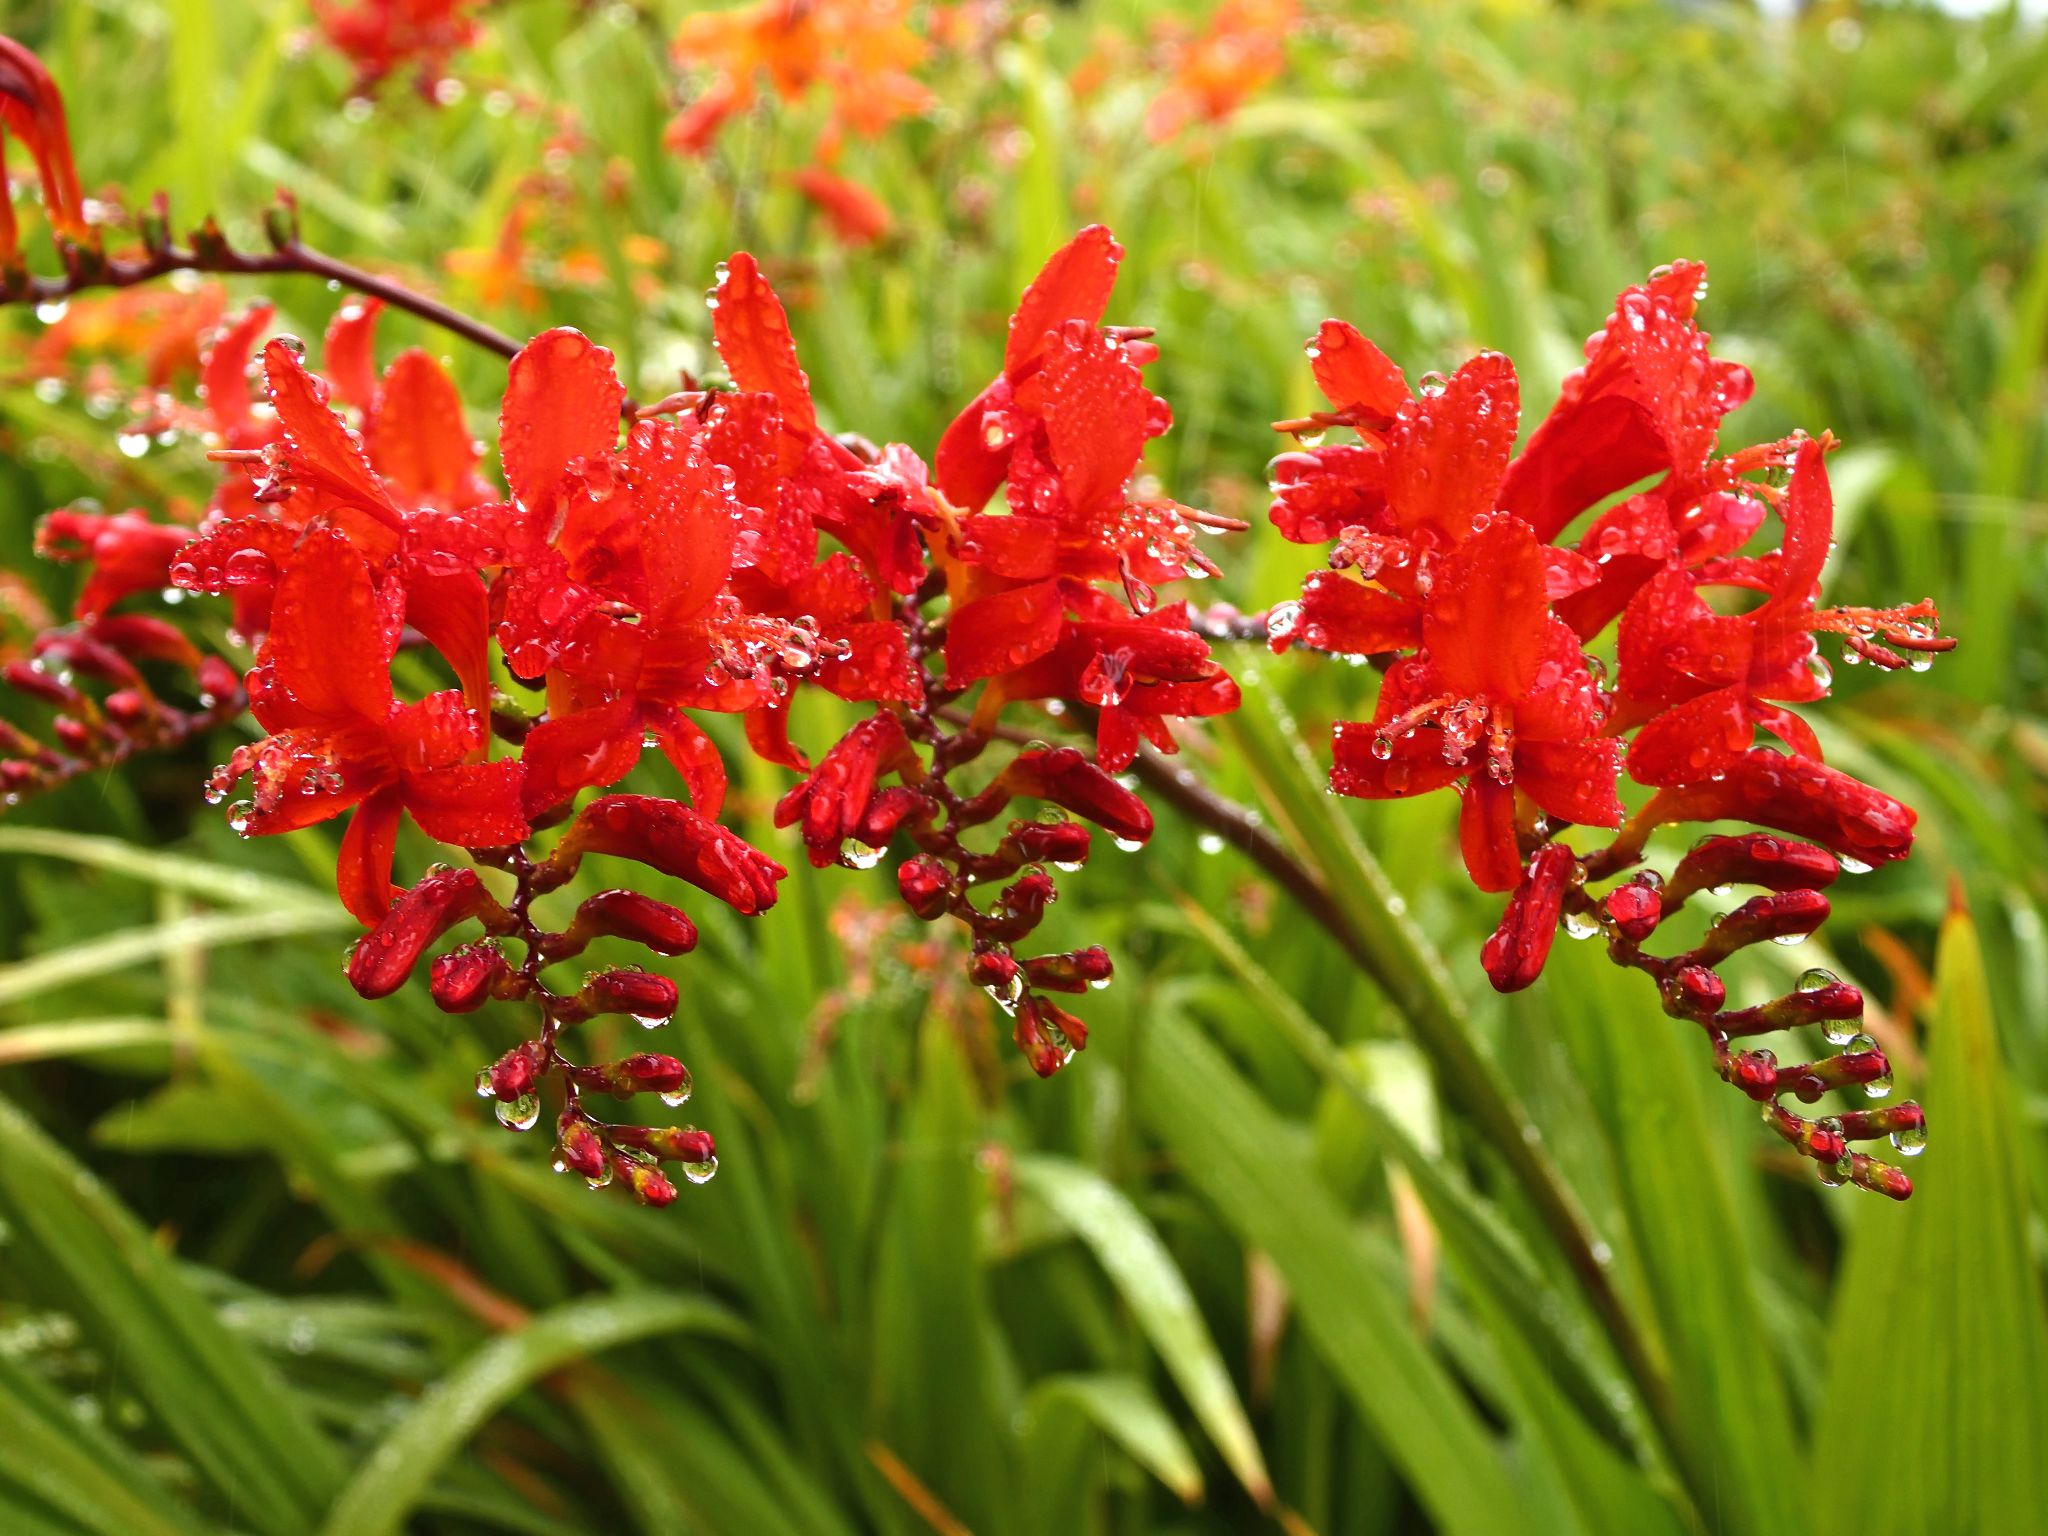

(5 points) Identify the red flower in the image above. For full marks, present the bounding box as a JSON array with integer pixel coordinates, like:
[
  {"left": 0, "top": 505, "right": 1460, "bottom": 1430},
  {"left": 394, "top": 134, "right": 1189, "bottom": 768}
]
[
  {"left": 1325, "top": 514, "right": 1621, "bottom": 891},
  {"left": 0, "top": 35, "right": 88, "bottom": 256},
  {"left": 208, "top": 527, "right": 525, "bottom": 922},
  {"left": 312, "top": 0, "right": 483, "bottom": 99},
  {"left": 36, "top": 507, "right": 192, "bottom": 621}
]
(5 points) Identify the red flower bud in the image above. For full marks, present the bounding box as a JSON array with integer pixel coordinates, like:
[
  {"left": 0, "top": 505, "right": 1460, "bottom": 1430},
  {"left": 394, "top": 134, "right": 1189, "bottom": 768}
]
[
  {"left": 857, "top": 785, "right": 931, "bottom": 847},
  {"left": 572, "top": 1052, "right": 692, "bottom": 1100},
  {"left": 1659, "top": 963, "right": 1725, "bottom": 1019},
  {"left": 580, "top": 968, "right": 679, "bottom": 1024},
  {"left": 1666, "top": 833, "right": 1839, "bottom": 904},
  {"left": 1604, "top": 878, "right": 1663, "bottom": 943},
  {"left": 611, "top": 1154, "right": 679, "bottom": 1207},
  {"left": 1000, "top": 747, "right": 1153, "bottom": 848},
  {"left": 4, "top": 658, "right": 83, "bottom": 709},
  {"left": 0, "top": 37, "right": 88, "bottom": 248},
  {"left": 1693, "top": 889, "right": 1831, "bottom": 965},
  {"left": 610, "top": 1123, "right": 718, "bottom": 1165},
  {"left": 982, "top": 869, "right": 1057, "bottom": 942},
  {"left": 1023, "top": 946, "right": 1113, "bottom": 993},
  {"left": 1014, "top": 996, "right": 1088, "bottom": 1077},
  {"left": 1481, "top": 844, "right": 1578, "bottom": 993},
  {"left": 968, "top": 950, "right": 1022, "bottom": 997},
  {"left": 552, "top": 795, "right": 787, "bottom": 914},
  {"left": 347, "top": 867, "right": 502, "bottom": 999},
  {"left": 773, "top": 712, "right": 916, "bottom": 867},
  {"left": 1012, "top": 818, "right": 1092, "bottom": 867},
  {"left": 486, "top": 1042, "right": 542, "bottom": 1103},
  {"left": 1836, "top": 1101, "right": 1926, "bottom": 1155},
  {"left": 93, "top": 614, "right": 205, "bottom": 670},
  {"left": 1636, "top": 753, "right": 1913, "bottom": 870},
  {"left": 1778, "top": 1044, "right": 1891, "bottom": 1103},
  {"left": 555, "top": 1114, "right": 608, "bottom": 1182},
  {"left": 429, "top": 941, "right": 508, "bottom": 1013},
  {"left": 568, "top": 889, "right": 700, "bottom": 956},
  {"left": 898, "top": 855, "right": 953, "bottom": 919},
  {"left": 196, "top": 654, "right": 243, "bottom": 707}
]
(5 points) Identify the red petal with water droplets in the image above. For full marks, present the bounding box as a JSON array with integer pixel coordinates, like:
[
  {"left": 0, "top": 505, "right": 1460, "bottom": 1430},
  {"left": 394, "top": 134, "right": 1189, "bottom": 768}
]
[
  {"left": 337, "top": 785, "right": 404, "bottom": 923},
  {"left": 959, "top": 511, "right": 1059, "bottom": 580},
  {"left": 1268, "top": 444, "right": 1387, "bottom": 545},
  {"left": 367, "top": 349, "right": 481, "bottom": 505},
  {"left": 712, "top": 252, "right": 817, "bottom": 439},
  {"left": 404, "top": 759, "right": 529, "bottom": 850},
  {"left": 1329, "top": 720, "right": 1463, "bottom": 800},
  {"left": 1309, "top": 320, "right": 1408, "bottom": 420},
  {"left": 628, "top": 422, "right": 738, "bottom": 622},
  {"left": 200, "top": 303, "right": 276, "bottom": 439},
  {"left": 1626, "top": 686, "right": 1754, "bottom": 787},
  {"left": 1042, "top": 321, "right": 1148, "bottom": 521},
  {"left": 265, "top": 527, "right": 395, "bottom": 727},
  {"left": 400, "top": 565, "right": 491, "bottom": 708},
  {"left": 562, "top": 794, "right": 788, "bottom": 913},
  {"left": 519, "top": 699, "right": 642, "bottom": 816},
  {"left": 1459, "top": 775, "right": 1523, "bottom": 893},
  {"left": 322, "top": 297, "right": 383, "bottom": 411},
  {"left": 746, "top": 699, "right": 808, "bottom": 771},
  {"left": 819, "top": 620, "right": 922, "bottom": 704},
  {"left": 1515, "top": 737, "right": 1624, "bottom": 827},
  {"left": 1421, "top": 514, "right": 1547, "bottom": 703},
  {"left": 264, "top": 338, "right": 397, "bottom": 523},
  {"left": 1005, "top": 224, "right": 1122, "bottom": 376},
  {"left": 1291, "top": 571, "right": 1420, "bottom": 655},
  {"left": 946, "top": 577, "right": 1066, "bottom": 684},
  {"left": 648, "top": 709, "right": 728, "bottom": 819},
  {"left": 499, "top": 328, "right": 623, "bottom": 511},
  {"left": 1385, "top": 352, "right": 1518, "bottom": 545},
  {"left": 934, "top": 377, "right": 1013, "bottom": 514}
]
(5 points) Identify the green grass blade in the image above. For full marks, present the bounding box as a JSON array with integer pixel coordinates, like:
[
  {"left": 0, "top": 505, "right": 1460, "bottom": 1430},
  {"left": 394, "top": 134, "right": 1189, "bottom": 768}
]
[
  {"left": 1819, "top": 901, "right": 2048, "bottom": 1532},
  {"left": 1022, "top": 1374, "right": 1203, "bottom": 1506},
  {"left": 317, "top": 1292, "right": 750, "bottom": 1536},
  {"left": 1013, "top": 1155, "right": 1273, "bottom": 1509}
]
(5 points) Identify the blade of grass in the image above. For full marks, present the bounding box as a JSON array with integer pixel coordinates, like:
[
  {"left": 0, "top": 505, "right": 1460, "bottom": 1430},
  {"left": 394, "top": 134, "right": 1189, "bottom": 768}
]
[
  {"left": 317, "top": 1291, "right": 749, "bottom": 1536},
  {"left": 1013, "top": 1155, "right": 1274, "bottom": 1510}
]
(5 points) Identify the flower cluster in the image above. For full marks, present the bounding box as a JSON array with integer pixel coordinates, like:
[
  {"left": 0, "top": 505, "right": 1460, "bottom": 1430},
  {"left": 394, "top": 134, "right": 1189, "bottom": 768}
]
[
  {"left": 311, "top": 0, "right": 486, "bottom": 101},
  {"left": 1270, "top": 262, "right": 1952, "bottom": 1196}
]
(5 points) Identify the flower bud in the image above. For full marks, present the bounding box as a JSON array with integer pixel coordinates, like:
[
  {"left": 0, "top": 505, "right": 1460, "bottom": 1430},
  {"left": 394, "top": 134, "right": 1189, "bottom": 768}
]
[
  {"left": 1603, "top": 878, "right": 1662, "bottom": 943},
  {"left": 1023, "top": 946, "right": 1113, "bottom": 993},
  {"left": 967, "top": 950, "right": 1022, "bottom": 997},
  {"left": 1012, "top": 818, "right": 1092, "bottom": 867},
  {"left": 347, "top": 868, "right": 502, "bottom": 999},
  {"left": 568, "top": 889, "right": 699, "bottom": 956},
  {"left": 4, "top": 658, "right": 83, "bottom": 709},
  {"left": 1659, "top": 963, "right": 1725, "bottom": 1019},
  {"left": 1481, "top": 844, "right": 1577, "bottom": 993},
  {"left": 196, "top": 653, "right": 243, "bottom": 707},
  {"left": 611, "top": 1154, "right": 679, "bottom": 1207},
  {"left": 550, "top": 795, "right": 787, "bottom": 914},
  {"left": 486, "top": 1042, "right": 543, "bottom": 1103},
  {"left": 1778, "top": 1045, "right": 1891, "bottom": 1103},
  {"left": 1000, "top": 747, "right": 1153, "bottom": 848},
  {"left": 1013, "top": 996, "right": 1088, "bottom": 1077},
  {"left": 555, "top": 1114, "right": 608, "bottom": 1182},
  {"left": 773, "top": 712, "right": 916, "bottom": 867},
  {"left": 898, "top": 856, "right": 953, "bottom": 920},
  {"left": 1636, "top": 753, "right": 1913, "bottom": 871},
  {"left": 610, "top": 1123, "right": 717, "bottom": 1164},
  {"left": 573, "top": 1053, "right": 691, "bottom": 1100},
  {"left": 857, "top": 785, "right": 930, "bottom": 847},
  {"left": 429, "top": 941, "right": 508, "bottom": 1013},
  {"left": 982, "top": 870, "right": 1056, "bottom": 942},
  {"left": 1665, "top": 833, "right": 1839, "bottom": 904},
  {"left": 1693, "top": 889, "right": 1830, "bottom": 965},
  {"left": 580, "top": 968, "right": 678, "bottom": 1024}
]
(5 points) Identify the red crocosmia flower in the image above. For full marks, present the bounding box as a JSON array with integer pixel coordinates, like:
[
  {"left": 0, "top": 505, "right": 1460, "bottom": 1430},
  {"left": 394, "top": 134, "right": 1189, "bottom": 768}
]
[
  {"left": 1623, "top": 749, "right": 1916, "bottom": 872},
  {"left": 208, "top": 527, "right": 525, "bottom": 922},
  {"left": 1327, "top": 514, "right": 1621, "bottom": 891},
  {"left": 36, "top": 507, "right": 192, "bottom": 621},
  {"left": 312, "top": 0, "right": 483, "bottom": 100},
  {"left": 1612, "top": 440, "right": 1950, "bottom": 785},
  {"left": 28, "top": 284, "right": 229, "bottom": 397},
  {"left": 0, "top": 34, "right": 88, "bottom": 253},
  {"left": 1497, "top": 260, "right": 1754, "bottom": 544},
  {"left": 790, "top": 166, "right": 894, "bottom": 247}
]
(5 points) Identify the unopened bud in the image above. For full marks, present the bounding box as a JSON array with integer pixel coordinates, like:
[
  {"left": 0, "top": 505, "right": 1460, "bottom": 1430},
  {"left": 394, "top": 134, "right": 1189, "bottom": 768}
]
[
  {"left": 1022, "top": 946, "right": 1113, "bottom": 993},
  {"left": 1012, "top": 819, "right": 1092, "bottom": 867},
  {"left": 347, "top": 868, "right": 502, "bottom": 999},
  {"left": 1013, "top": 996, "right": 1088, "bottom": 1077},
  {"left": 1659, "top": 963, "right": 1725, "bottom": 1019},
  {"left": 898, "top": 855, "right": 952, "bottom": 920},
  {"left": 487, "top": 1042, "right": 543, "bottom": 1103},
  {"left": 569, "top": 889, "right": 699, "bottom": 956},
  {"left": 1694, "top": 889, "right": 1830, "bottom": 965},
  {"left": 611, "top": 1153, "right": 679, "bottom": 1207},
  {"left": 580, "top": 968, "right": 678, "bottom": 1024},
  {"left": 1603, "top": 877, "right": 1662, "bottom": 943},
  {"left": 1481, "top": 844, "right": 1577, "bottom": 993},
  {"left": 574, "top": 1053, "right": 691, "bottom": 1100},
  {"left": 429, "top": 941, "right": 508, "bottom": 1013},
  {"left": 555, "top": 1114, "right": 607, "bottom": 1181}
]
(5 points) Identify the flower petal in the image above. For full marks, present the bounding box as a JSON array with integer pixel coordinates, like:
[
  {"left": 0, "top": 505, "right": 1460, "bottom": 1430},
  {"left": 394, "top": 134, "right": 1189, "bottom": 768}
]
[
  {"left": 1420, "top": 513, "right": 1548, "bottom": 703},
  {"left": 945, "top": 577, "right": 1066, "bottom": 684},
  {"left": 712, "top": 252, "right": 817, "bottom": 440},
  {"left": 404, "top": 758, "right": 530, "bottom": 849},
  {"left": 336, "top": 785, "right": 404, "bottom": 924},
  {"left": 367, "top": 348, "right": 484, "bottom": 506},
  {"left": 264, "top": 338, "right": 397, "bottom": 524},
  {"left": 1042, "top": 321, "right": 1148, "bottom": 520},
  {"left": 1385, "top": 351, "right": 1518, "bottom": 545},
  {"left": 1005, "top": 224, "right": 1122, "bottom": 376},
  {"left": 321, "top": 297, "right": 382, "bottom": 411},
  {"left": 1308, "top": 319, "right": 1408, "bottom": 421},
  {"left": 499, "top": 328, "right": 623, "bottom": 512},
  {"left": 265, "top": 526, "right": 397, "bottom": 726}
]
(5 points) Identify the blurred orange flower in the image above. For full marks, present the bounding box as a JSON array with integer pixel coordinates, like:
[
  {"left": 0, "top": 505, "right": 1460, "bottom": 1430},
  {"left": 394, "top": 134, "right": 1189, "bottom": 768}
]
[
  {"left": 666, "top": 0, "right": 934, "bottom": 158},
  {"left": 1144, "top": 0, "right": 1298, "bottom": 143},
  {"left": 791, "top": 167, "right": 893, "bottom": 246}
]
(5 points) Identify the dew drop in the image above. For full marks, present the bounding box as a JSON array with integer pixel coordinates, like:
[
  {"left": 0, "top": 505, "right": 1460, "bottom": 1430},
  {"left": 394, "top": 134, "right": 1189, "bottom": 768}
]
[{"left": 495, "top": 1092, "right": 540, "bottom": 1131}]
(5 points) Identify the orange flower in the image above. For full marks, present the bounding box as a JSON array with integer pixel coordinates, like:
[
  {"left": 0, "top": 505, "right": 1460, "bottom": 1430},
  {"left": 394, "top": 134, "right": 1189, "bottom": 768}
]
[
  {"left": 666, "top": 0, "right": 933, "bottom": 158},
  {"left": 28, "top": 283, "right": 229, "bottom": 390},
  {"left": 0, "top": 34, "right": 89, "bottom": 257},
  {"left": 1144, "top": 0, "right": 1299, "bottom": 143},
  {"left": 790, "top": 167, "right": 893, "bottom": 246},
  {"left": 444, "top": 205, "right": 541, "bottom": 312}
]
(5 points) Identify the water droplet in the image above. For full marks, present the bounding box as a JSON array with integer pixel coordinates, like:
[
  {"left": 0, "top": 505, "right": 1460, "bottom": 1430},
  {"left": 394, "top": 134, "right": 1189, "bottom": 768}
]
[
  {"left": 680, "top": 1156, "right": 718, "bottom": 1186},
  {"left": 1837, "top": 854, "right": 1872, "bottom": 875},
  {"left": 495, "top": 1092, "right": 540, "bottom": 1131},
  {"left": 473, "top": 1069, "right": 495, "bottom": 1098},
  {"left": 1563, "top": 910, "right": 1600, "bottom": 940},
  {"left": 1891, "top": 1114, "right": 1927, "bottom": 1156},
  {"left": 841, "top": 840, "right": 883, "bottom": 870},
  {"left": 1113, "top": 836, "right": 1144, "bottom": 853}
]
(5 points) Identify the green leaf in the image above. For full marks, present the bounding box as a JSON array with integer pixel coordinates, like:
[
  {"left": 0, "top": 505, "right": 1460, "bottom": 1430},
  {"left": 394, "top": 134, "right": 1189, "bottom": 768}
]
[
  {"left": 1022, "top": 1374, "right": 1203, "bottom": 1505},
  {"left": 1820, "top": 903, "right": 2048, "bottom": 1533},
  {"left": 317, "top": 1291, "right": 750, "bottom": 1536},
  {"left": 0, "top": 904, "right": 349, "bottom": 1008},
  {"left": 1013, "top": 1154, "right": 1272, "bottom": 1508},
  {"left": 0, "top": 828, "right": 322, "bottom": 909},
  {"left": 1136, "top": 1009, "right": 1526, "bottom": 1536},
  {"left": 0, "top": 1094, "right": 343, "bottom": 1535}
]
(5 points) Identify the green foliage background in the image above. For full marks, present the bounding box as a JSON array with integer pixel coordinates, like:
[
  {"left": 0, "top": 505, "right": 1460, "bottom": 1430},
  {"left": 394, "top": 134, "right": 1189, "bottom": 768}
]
[{"left": 0, "top": 1, "right": 2044, "bottom": 1532}]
